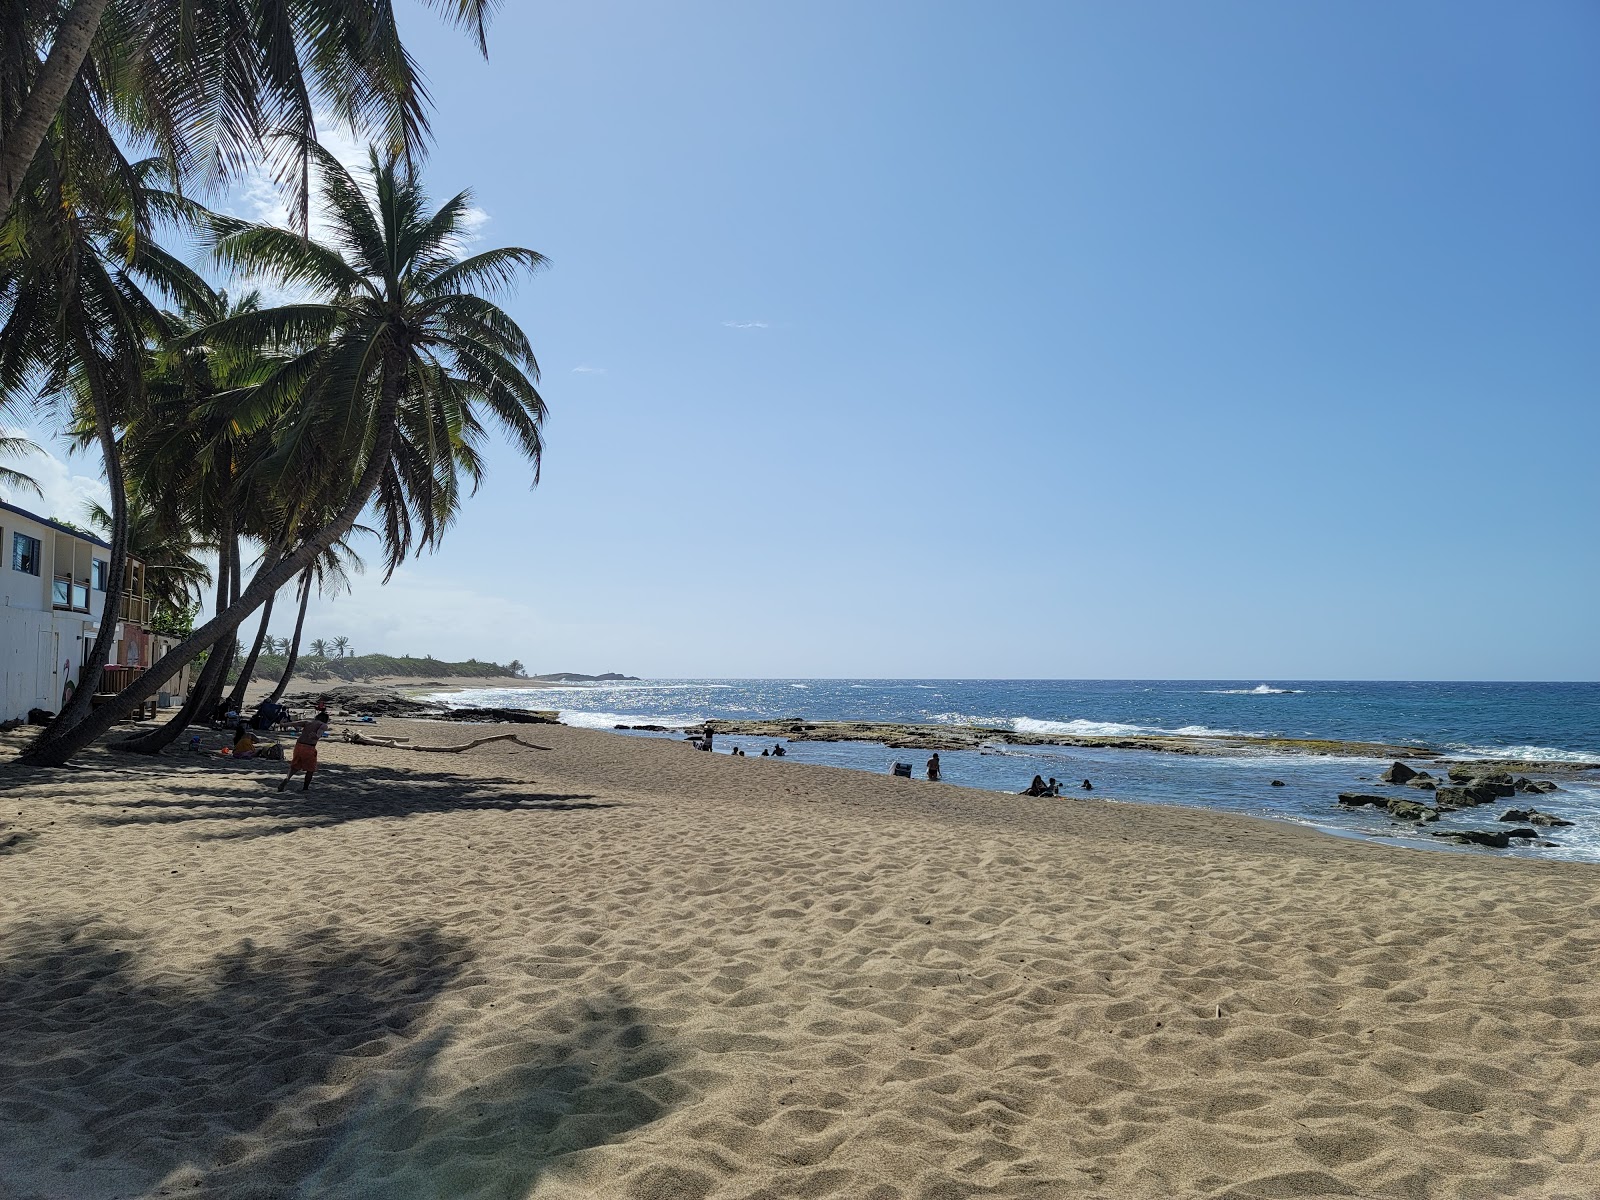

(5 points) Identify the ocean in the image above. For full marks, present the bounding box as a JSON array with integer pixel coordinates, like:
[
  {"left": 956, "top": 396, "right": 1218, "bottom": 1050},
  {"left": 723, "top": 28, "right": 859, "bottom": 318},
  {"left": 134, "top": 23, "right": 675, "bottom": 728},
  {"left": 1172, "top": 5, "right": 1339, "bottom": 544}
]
[{"left": 423, "top": 680, "right": 1600, "bottom": 862}]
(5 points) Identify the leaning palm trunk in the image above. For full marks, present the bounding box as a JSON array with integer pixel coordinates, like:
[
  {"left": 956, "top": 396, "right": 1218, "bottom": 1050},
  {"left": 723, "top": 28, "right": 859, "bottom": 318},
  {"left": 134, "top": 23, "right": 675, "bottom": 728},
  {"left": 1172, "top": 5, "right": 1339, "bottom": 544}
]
[
  {"left": 266, "top": 569, "right": 314, "bottom": 705},
  {"left": 0, "top": 0, "right": 113, "bottom": 221},
  {"left": 221, "top": 587, "right": 278, "bottom": 713},
  {"left": 111, "top": 513, "right": 234, "bottom": 752},
  {"left": 18, "top": 369, "right": 403, "bottom": 766},
  {"left": 38, "top": 335, "right": 130, "bottom": 736}
]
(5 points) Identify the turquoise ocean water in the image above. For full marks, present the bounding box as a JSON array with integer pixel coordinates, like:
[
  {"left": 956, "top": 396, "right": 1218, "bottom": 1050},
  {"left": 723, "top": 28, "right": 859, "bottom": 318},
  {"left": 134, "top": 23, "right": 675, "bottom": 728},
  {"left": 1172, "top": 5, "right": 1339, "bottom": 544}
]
[{"left": 425, "top": 680, "right": 1600, "bottom": 861}]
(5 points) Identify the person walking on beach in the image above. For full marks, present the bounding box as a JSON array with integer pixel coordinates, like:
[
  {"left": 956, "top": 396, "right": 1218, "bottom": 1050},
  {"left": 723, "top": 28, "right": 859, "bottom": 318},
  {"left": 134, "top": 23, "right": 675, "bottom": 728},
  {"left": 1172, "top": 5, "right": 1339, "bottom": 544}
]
[
  {"left": 279, "top": 708, "right": 330, "bottom": 792},
  {"left": 926, "top": 753, "right": 941, "bottom": 782}
]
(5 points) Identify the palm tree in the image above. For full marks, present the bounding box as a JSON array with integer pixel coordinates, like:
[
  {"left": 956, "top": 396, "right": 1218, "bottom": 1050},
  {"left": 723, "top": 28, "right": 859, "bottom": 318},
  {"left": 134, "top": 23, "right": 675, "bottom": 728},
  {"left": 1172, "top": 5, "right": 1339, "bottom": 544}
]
[
  {"left": 84, "top": 493, "right": 211, "bottom": 618},
  {"left": 268, "top": 534, "right": 364, "bottom": 703},
  {"left": 310, "top": 638, "right": 330, "bottom": 659},
  {"left": 0, "top": 134, "right": 209, "bottom": 739},
  {"left": 19, "top": 147, "right": 547, "bottom": 766},
  {"left": 1, "top": 1, "right": 505, "bottom": 223},
  {"left": 332, "top": 636, "right": 350, "bottom": 658},
  {"left": 0, "top": 434, "right": 42, "bottom": 501}
]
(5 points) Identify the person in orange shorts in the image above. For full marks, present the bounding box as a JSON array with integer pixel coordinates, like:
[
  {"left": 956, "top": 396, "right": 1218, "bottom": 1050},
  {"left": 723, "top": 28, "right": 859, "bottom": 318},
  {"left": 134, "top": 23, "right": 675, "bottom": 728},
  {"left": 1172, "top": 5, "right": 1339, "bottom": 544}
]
[{"left": 279, "top": 707, "right": 330, "bottom": 792}]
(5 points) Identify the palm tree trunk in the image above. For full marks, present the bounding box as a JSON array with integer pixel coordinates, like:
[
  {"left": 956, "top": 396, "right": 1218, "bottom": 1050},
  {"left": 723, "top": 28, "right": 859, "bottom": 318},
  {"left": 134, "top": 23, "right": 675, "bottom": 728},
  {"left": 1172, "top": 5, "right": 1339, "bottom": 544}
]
[
  {"left": 0, "top": 0, "right": 113, "bottom": 221},
  {"left": 196, "top": 535, "right": 243, "bottom": 719},
  {"left": 19, "top": 361, "right": 405, "bottom": 767},
  {"left": 221, "top": 587, "right": 277, "bottom": 713},
  {"left": 109, "top": 515, "right": 234, "bottom": 751},
  {"left": 266, "top": 569, "right": 313, "bottom": 704},
  {"left": 37, "top": 330, "right": 128, "bottom": 736}
]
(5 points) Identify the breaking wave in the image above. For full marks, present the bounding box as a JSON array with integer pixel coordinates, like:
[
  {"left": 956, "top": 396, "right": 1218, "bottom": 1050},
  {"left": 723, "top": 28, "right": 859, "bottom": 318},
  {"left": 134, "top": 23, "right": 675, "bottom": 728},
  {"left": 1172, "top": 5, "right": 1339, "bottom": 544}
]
[
  {"left": 1011, "top": 717, "right": 1249, "bottom": 739},
  {"left": 1206, "top": 684, "right": 1302, "bottom": 695}
]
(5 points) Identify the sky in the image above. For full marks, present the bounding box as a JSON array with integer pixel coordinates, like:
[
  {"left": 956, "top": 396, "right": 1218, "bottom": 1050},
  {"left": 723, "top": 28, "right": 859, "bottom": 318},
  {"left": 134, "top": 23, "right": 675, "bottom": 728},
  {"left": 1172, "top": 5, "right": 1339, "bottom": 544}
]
[{"left": 10, "top": 0, "right": 1600, "bottom": 679}]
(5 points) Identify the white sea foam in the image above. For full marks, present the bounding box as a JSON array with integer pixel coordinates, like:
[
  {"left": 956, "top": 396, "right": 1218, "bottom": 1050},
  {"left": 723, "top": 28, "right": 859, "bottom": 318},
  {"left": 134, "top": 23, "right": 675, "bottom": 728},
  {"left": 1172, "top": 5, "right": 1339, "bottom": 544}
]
[
  {"left": 790, "top": 683, "right": 810, "bottom": 689},
  {"left": 1011, "top": 717, "right": 1251, "bottom": 739},
  {"left": 1206, "top": 684, "right": 1302, "bottom": 695},
  {"left": 1448, "top": 744, "right": 1600, "bottom": 764},
  {"left": 555, "top": 711, "right": 694, "bottom": 731}
]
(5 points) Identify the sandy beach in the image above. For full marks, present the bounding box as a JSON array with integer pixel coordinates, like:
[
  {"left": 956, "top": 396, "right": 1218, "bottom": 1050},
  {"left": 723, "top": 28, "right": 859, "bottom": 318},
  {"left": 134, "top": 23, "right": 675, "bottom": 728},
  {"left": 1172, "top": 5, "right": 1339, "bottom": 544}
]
[{"left": 3, "top": 718, "right": 1598, "bottom": 1200}]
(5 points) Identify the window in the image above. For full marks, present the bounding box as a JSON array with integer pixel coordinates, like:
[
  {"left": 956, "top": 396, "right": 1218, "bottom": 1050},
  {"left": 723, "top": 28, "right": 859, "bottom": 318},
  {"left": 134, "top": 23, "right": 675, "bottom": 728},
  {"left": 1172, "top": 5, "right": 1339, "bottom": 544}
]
[
  {"left": 93, "top": 559, "right": 107, "bottom": 591},
  {"left": 73, "top": 581, "right": 89, "bottom": 610},
  {"left": 12, "top": 533, "right": 40, "bottom": 576},
  {"left": 52, "top": 578, "right": 70, "bottom": 606}
]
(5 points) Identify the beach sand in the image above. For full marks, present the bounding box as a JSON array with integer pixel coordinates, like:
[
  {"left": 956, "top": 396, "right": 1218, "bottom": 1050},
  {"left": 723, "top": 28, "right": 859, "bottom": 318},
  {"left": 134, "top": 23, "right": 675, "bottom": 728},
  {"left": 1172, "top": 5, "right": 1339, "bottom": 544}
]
[{"left": 2, "top": 719, "right": 1597, "bottom": 1199}]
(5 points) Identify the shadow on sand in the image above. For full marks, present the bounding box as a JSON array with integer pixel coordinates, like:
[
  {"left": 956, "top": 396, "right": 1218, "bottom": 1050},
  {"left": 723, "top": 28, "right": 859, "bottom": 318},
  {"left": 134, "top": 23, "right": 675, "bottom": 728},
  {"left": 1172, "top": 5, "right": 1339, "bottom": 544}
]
[
  {"left": 0, "top": 918, "right": 676, "bottom": 1198},
  {"left": 9, "top": 750, "right": 619, "bottom": 840}
]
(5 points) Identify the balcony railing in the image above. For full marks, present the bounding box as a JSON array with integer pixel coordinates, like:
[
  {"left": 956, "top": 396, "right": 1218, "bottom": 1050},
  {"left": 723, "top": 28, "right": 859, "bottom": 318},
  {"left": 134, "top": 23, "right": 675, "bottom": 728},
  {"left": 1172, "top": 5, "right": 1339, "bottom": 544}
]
[{"left": 120, "top": 592, "right": 150, "bottom": 626}]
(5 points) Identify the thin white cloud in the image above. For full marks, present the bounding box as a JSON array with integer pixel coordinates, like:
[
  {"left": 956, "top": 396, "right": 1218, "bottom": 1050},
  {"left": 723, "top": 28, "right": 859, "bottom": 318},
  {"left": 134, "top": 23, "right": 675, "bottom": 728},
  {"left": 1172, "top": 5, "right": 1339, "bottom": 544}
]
[
  {"left": 570, "top": 365, "right": 607, "bottom": 374},
  {"left": 722, "top": 320, "right": 770, "bottom": 329}
]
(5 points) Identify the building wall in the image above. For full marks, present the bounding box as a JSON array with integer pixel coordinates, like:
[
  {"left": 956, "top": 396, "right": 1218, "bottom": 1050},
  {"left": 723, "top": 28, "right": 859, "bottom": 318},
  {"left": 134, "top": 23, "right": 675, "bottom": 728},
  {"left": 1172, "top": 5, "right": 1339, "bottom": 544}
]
[{"left": 0, "top": 508, "right": 114, "bottom": 721}]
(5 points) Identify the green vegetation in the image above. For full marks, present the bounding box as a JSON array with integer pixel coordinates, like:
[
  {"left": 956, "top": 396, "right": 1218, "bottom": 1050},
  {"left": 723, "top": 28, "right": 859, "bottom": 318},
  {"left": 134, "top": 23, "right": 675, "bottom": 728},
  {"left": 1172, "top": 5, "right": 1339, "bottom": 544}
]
[
  {"left": 3, "top": 2, "right": 545, "bottom": 765},
  {"left": 241, "top": 654, "right": 526, "bottom": 684}
]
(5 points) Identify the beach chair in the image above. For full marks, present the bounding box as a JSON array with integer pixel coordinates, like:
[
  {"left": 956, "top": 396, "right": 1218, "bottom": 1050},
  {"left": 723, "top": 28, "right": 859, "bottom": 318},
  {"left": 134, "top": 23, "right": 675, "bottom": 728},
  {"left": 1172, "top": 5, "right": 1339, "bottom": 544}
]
[{"left": 891, "top": 762, "right": 914, "bottom": 778}]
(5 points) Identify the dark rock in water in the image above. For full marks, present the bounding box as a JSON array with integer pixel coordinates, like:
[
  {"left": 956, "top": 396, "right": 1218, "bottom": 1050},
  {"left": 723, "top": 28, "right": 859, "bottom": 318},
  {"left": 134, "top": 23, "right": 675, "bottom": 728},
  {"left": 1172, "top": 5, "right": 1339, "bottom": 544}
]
[
  {"left": 1529, "top": 780, "right": 1561, "bottom": 794},
  {"left": 1337, "top": 793, "right": 1389, "bottom": 808},
  {"left": 1386, "top": 798, "right": 1439, "bottom": 822},
  {"left": 1528, "top": 810, "right": 1575, "bottom": 827},
  {"left": 1435, "top": 785, "right": 1500, "bottom": 809},
  {"left": 1270, "top": 779, "right": 1285, "bottom": 787},
  {"left": 1406, "top": 778, "right": 1437, "bottom": 791},
  {"left": 1432, "top": 829, "right": 1514, "bottom": 849},
  {"left": 439, "top": 706, "right": 559, "bottom": 724},
  {"left": 1446, "top": 766, "right": 1517, "bottom": 785},
  {"left": 1381, "top": 761, "right": 1419, "bottom": 784},
  {"left": 1414, "top": 770, "right": 1434, "bottom": 780},
  {"left": 1505, "top": 828, "right": 1539, "bottom": 840},
  {"left": 1500, "top": 809, "right": 1532, "bottom": 823}
]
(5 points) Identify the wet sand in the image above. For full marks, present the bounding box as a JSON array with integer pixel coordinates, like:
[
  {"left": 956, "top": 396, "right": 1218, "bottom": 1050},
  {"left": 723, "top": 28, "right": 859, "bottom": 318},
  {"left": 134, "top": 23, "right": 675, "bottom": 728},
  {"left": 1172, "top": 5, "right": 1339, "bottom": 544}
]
[{"left": 2, "top": 718, "right": 1597, "bottom": 1199}]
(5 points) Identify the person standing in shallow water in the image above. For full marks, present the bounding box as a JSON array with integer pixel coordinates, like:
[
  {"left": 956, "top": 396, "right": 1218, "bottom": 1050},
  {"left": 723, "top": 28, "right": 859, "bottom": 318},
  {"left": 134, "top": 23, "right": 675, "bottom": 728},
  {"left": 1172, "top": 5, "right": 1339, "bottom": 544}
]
[{"left": 926, "top": 753, "right": 941, "bottom": 782}]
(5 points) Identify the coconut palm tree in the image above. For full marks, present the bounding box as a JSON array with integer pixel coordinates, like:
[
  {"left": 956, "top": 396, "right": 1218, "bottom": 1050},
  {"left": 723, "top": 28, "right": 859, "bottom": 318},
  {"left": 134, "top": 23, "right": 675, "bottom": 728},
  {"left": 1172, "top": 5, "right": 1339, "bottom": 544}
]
[
  {"left": 1, "top": 0, "right": 506, "bottom": 223},
  {"left": 331, "top": 636, "right": 350, "bottom": 658},
  {"left": 268, "top": 534, "right": 364, "bottom": 703},
  {"left": 84, "top": 493, "right": 211, "bottom": 618},
  {"left": 0, "top": 132, "right": 211, "bottom": 739},
  {"left": 310, "top": 639, "right": 330, "bottom": 658},
  {"left": 0, "top": 435, "right": 43, "bottom": 501},
  {"left": 19, "top": 146, "right": 547, "bottom": 766}
]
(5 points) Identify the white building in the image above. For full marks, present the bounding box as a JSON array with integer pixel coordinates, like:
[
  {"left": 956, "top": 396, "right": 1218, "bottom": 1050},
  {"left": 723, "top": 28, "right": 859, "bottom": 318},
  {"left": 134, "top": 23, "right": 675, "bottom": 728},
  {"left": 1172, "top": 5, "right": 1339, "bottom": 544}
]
[{"left": 0, "top": 500, "right": 158, "bottom": 722}]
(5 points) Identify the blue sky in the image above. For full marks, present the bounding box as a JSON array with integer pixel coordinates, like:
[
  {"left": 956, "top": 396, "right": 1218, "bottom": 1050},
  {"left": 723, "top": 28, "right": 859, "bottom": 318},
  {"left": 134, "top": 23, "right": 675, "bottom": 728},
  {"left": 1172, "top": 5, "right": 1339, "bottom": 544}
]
[{"left": 17, "top": 1, "right": 1600, "bottom": 678}]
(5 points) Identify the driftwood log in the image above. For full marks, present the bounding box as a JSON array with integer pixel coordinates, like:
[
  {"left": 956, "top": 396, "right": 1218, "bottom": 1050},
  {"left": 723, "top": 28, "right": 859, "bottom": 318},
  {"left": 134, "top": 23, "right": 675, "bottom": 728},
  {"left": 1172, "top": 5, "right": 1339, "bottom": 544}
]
[{"left": 346, "top": 731, "right": 548, "bottom": 753}]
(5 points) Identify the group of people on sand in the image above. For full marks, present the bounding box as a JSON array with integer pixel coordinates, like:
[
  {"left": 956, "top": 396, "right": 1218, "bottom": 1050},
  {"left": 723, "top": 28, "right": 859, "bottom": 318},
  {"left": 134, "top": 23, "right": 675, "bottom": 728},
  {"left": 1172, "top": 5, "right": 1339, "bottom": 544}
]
[
  {"left": 218, "top": 701, "right": 332, "bottom": 792},
  {"left": 1020, "top": 775, "right": 1092, "bottom": 797}
]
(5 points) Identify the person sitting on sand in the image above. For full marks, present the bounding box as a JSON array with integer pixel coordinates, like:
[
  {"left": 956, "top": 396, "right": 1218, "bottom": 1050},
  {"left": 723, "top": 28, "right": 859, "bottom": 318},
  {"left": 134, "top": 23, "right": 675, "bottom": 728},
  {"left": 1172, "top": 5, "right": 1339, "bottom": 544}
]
[
  {"left": 1020, "top": 774, "right": 1048, "bottom": 797},
  {"left": 927, "top": 753, "right": 941, "bottom": 782},
  {"left": 232, "top": 723, "right": 258, "bottom": 759},
  {"left": 278, "top": 709, "right": 330, "bottom": 792}
]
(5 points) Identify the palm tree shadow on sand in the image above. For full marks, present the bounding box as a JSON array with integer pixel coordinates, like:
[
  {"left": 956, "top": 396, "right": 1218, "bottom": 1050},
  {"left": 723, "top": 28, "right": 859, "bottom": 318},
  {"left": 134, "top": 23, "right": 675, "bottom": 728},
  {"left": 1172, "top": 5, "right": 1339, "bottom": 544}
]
[
  {"left": 0, "top": 918, "right": 677, "bottom": 1197},
  {"left": 17, "top": 753, "right": 620, "bottom": 840}
]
